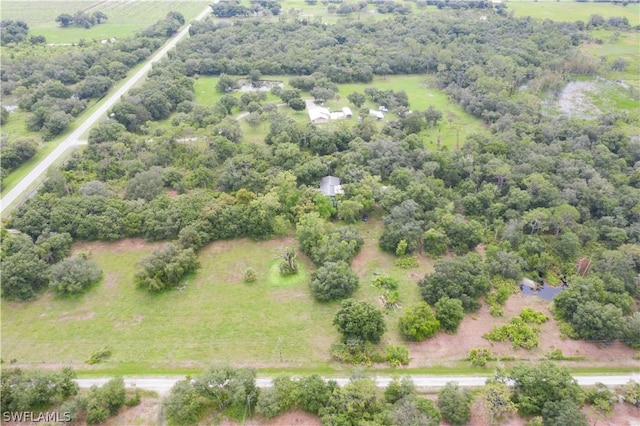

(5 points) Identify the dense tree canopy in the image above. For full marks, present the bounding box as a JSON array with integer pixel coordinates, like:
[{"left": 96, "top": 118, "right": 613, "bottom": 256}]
[{"left": 333, "top": 299, "right": 386, "bottom": 343}]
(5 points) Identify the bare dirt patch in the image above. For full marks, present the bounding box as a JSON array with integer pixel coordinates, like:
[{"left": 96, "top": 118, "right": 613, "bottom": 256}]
[
  {"left": 408, "top": 293, "right": 638, "bottom": 367},
  {"left": 557, "top": 81, "right": 601, "bottom": 119},
  {"left": 217, "top": 410, "right": 322, "bottom": 426},
  {"left": 72, "top": 238, "right": 164, "bottom": 254},
  {"left": 56, "top": 310, "right": 95, "bottom": 323}
]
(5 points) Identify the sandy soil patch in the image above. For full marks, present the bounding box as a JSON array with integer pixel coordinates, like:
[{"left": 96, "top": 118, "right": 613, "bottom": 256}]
[
  {"left": 408, "top": 293, "right": 638, "bottom": 366},
  {"left": 557, "top": 81, "right": 601, "bottom": 119},
  {"left": 55, "top": 309, "right": 96, "bottom": 322},
  {"left": 72, "top": 238, "right": 164, "bottom": 254}
]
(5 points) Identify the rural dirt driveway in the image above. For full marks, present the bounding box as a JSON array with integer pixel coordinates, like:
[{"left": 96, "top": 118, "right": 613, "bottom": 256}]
[
  {"left": 76, "top": 374, "right": 640, "bottom": 395},
  {"left": 0, "top": 5, "right": 212, "bottom": 215}
]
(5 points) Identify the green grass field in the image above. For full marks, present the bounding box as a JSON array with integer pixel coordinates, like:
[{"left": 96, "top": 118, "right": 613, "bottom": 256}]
[
  {"left": 337, "top": 75, "right": 487, "bottom": 149},
  {"left": 0, "top": 216, "right": 432, "bottom": 373},
  {"left": 582, "top": 29, "right": 640, "bottom": 90},
  {"left": 507, "top": 1, "right": 640, "bottom": 25},
  {"left": 193, "top": 75, "right": 486, "bottom": 149},
  {"left": 1, "top": 0, "right": 209, "bottom": 44}
]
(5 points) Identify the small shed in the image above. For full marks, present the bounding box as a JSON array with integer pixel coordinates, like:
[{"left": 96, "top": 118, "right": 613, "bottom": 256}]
[
  {"left": 342, "top": 107, "right": 353, "bottom": 118},
  {"left": 319, "top": 176, "right": 344, "bottom": 198}
]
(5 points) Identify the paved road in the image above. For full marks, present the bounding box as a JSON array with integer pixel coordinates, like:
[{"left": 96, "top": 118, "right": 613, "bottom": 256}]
[
  {"left": 76, "top": 374, "right": 640, "bottom": 395},
  {"left": 0, "top": 6, "right": 212, "bottom": 215}
]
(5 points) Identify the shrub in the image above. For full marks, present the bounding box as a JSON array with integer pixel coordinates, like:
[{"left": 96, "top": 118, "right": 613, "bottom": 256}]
[
  {"left": 310, "top": 261, "right": 359, "bottom": 302},
  {"left": 386, "top": 345, "right": 410, "bottom": 367},
  {"left": 135, "top": 244, "right": 199, "bottom": 292},
  {"left": 372, "top": 273, "right": 399, "bottom": 290},
  {"left": 49, "top": 257, "right": 103, "bottom": 295},
  {"left": 399, "top": 302, "right": 440, "bottom": 341},
  {"left": 467, "top": 348, "right": 492, "bottom": 367},
  {"left": 519, "top": 308, "right": 549, "bottom": 324},
  {"left": 394, "top": 256, "right": 419, "bottom": 268},
  {"left": 484, "top": 318, "right": 540, "bottom": 349},
  {"left": 86, "top": 347, "right": 111, "bottom": 365},
  {"left": 243, "top": 267, "right": 257, "bottom": 282}
]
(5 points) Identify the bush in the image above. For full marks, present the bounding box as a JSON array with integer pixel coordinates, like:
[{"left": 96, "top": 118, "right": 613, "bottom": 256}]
[
  {"left": 385, "top": 345, "right": 410, "bottom": 367},
  {"left": 399, "top": 302, "right": 440, "bottom": 341},
  {"left": 434, "top": 296, "right": 465, "bottom": 333},
  {"left": 394, "top": 256, "right": 419, "bottom": 268},
  {"left": 333, "top": 299, "right": 386, "bottom": 343},
  {"left": 438, "top": 382, "right": 472, "bottom": 426},
  {"left": 86, "top": 347, "right": 112, "bottom": 365},
  {"left": 467, "top": 348, "right": 492, "bottom": 367},
  {"left": 243, "top": 267, "right": 257, "bottom": 282},
  {"left": 329, "top": 341, "right": 382, "bottom": 366},
  {"left": 49, "top": 257, "right": 103, "bottom": 295},
  {"left": 135, "top": 244, "right": 199, "bottom": 292},
  {"left": 519, "top": 307, "right": 549, "bottom": 324},
  {"left": 310, "top": 261, "right": 359, "bottom": 302},
  {"left": 484, "top": 317, "right": 540, "bottom": 349}
]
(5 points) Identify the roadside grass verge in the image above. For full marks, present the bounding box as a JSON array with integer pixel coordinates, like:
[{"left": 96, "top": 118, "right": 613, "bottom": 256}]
[
  {"left": 507, "top": 1, "right": 640, "bottom": 25},
  {"left": 1, "top": 0, "right": 209, "bottom": 44}
]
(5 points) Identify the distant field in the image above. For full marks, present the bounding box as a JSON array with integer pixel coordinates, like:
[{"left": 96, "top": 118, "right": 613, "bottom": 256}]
[
  {"left": 507, "top": 0, "right": 640, "bottom": 25},
  {"left": 582, "top": 29, "right": 640, "bottom": 91},
  {"left": 337, "top": 75, "right": 487, "bottom": 149},
  {"left": 0, "top": 219, "right": 429, "bottom": 372},
  {"left": 1, "top": 0, "right": 209, "bottom": 44},
  {"left": 192, "top": 75, "right": 486, "bottom": 149}
]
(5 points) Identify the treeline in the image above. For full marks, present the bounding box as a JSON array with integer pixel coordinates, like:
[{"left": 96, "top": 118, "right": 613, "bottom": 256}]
[
  {"left": 55, "top": 11, "right": 108, "bottom": 29},
  {"left": 163, "top": 364, "right": 640, "bottom": 426},
  {"left": 1, "top": 369, "right": 138, "bottom": 424}
]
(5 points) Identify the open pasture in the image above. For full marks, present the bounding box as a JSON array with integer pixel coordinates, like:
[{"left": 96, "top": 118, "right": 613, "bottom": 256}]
[
  {"left": 507, "top": 0, "right": 640, "bottom": 25},
  {"left": 0, "top": 216, "right": 431, "bottom": 373},
  {"left": 1, "top": 0, "right": 209, "bottom": 44}
]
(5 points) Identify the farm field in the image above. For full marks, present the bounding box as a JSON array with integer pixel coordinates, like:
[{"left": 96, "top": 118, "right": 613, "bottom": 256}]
[
  {"left": 1, "top": 0, "right": 209, "bottom": 44},
  {"left": 507, "top": 0, "right": 640, "bottom": 26}
]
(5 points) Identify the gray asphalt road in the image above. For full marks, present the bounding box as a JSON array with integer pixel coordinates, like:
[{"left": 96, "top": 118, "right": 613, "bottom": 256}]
[
  {"left": 76, "top": 374, "right": 640, "bottom": 395},
  {"left": 0, "top": 6, "right": 211, "bottom": 215}
]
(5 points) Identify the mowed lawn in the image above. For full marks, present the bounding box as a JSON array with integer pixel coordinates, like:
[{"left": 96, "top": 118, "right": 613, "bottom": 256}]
[
  {"left": 1, "top": 221, "right": 431, "bottom": 372},
  {"left": 2, "top": 1, "right": 209, "bottom": 44}
]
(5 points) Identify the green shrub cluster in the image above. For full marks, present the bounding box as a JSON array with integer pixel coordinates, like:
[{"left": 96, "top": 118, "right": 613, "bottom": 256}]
[
  {"left": 484, "top": 317, "right": 540, "bottom": 349},
  {"left": 519, "top": 307, "right": 549, "bottom": 324},
  {"left": 86, "top": 347, "right": 112, "bottom": 365},
  {"left": 394, "top": 256, "right": 419, "bottom": 268},
  {"left": 467, "top": 348, "right": 493, "bottom": 367}
]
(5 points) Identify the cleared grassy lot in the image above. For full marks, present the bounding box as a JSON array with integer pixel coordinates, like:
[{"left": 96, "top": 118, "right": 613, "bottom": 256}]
[
  {"left": 1, "top": 0, "right": 209, "bottom": 44},
  {"left": 0, "top": 217, "right": 430, "bottom": 373},
  {"left": 507, "top": 0, "right": 640, "bottom": 25},
  {"left": 582, "top": 29, "right": 640, "bottom": 91},
  {"left": 193, "top": 75, "right": 487, "bottom": 149}
]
